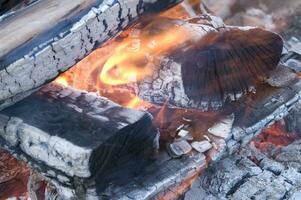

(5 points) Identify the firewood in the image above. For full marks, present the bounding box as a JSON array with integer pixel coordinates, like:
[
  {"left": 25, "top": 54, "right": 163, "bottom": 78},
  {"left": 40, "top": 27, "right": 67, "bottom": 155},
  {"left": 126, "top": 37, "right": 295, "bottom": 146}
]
[
  {"left": 110, "top": 14, "right": 283, "bottom": 111},
  {"left": 0, "top": 83, "right": 159, "bottom": 183},
  {"left": 0, "top": 0, "right": 182, "bottom": 110}
]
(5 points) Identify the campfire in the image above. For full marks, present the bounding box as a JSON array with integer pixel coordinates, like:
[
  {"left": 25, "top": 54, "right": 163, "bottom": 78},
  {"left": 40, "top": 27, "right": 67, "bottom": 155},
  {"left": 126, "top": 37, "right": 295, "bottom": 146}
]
[{"left": 1, "top": 0, "right": 301, "bottom": 199}]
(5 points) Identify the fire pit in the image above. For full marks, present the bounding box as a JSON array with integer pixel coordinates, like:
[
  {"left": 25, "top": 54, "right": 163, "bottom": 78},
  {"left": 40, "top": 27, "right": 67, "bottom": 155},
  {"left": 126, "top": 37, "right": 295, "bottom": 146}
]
[{"left": 1, "top": 0, "right": 301, "bottom": 199}]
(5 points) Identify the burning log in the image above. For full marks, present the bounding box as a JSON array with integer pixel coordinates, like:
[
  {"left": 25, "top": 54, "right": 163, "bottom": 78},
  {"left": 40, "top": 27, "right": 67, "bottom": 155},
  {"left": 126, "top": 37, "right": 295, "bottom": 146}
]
[
  {"left": 0, "top": 83, "right": 158, "bottom": 197},
  {"left": 99, "top": 14, "right": 283, "bottom": 111},
  {"left": 0, "top": 0, "right": 182, "bottom": 110}
]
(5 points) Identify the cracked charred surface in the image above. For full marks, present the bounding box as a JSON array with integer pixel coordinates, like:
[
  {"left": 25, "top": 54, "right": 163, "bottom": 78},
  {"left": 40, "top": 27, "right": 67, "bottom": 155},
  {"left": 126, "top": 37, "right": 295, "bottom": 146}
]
[
  {"left": 104, "top": 14, "right": 283, "bottom": 111},
  {"left": 0, "top": 0, "right": 182, "bottom": 110},
  {"left": 184, "top": 139, "right": 301, "bottom": 200},
  {"left": 0, "top": 83, "right": 159, "bottom": 199}
]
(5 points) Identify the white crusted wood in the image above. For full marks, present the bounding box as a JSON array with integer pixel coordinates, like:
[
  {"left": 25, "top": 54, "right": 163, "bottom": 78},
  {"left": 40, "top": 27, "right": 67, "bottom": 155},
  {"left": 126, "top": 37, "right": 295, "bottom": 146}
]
[
  {"left": 0, "top": 0, "right": 182, "bottom": 110},
  {"left": 0, "top": 83, "right": 158, "bottom": 179}
]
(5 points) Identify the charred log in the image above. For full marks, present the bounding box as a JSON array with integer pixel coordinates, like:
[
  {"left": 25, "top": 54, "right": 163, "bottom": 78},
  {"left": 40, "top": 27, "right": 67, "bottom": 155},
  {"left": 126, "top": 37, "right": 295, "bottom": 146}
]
[
  {"left": 185, "top": 138, "right": 301, "bottom": 200},
  {"left": 0, "top": 0, "right": 182, "bottom": 110},
  {"left": 0, "top": 83, "right": 158, "bottom": 186},
  {"left": 115, "top": 15, "right": 284, "bottom": 111},
  {"left": 0, "top": 0, "right": 31, "bottom": 15}
]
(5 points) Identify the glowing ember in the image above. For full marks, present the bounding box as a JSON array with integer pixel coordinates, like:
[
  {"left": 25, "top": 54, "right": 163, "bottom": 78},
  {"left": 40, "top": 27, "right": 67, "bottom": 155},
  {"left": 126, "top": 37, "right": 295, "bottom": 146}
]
[
  {"left": 55, "top": 77, "right": 69, "bottom": 87},
  {"left": 0, "top": 150, "right": 30, "bottom": 199},
  {"left": 251, "top": 120, "right": 299, "bottom": 156}
]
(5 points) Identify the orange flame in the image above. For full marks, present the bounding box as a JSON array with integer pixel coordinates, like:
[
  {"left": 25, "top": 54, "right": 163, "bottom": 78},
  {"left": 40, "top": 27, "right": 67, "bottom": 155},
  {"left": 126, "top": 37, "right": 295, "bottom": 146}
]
[
  {"left": 100, "top": 23, "right": 190, "bottom": 85},
  {"left": 53, "top": 4, "right": 199, "bottom": 109}
]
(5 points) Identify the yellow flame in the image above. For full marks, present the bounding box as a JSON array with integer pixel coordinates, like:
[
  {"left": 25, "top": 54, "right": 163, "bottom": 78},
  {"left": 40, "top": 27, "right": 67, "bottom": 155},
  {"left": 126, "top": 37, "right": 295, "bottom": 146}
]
[
  {"left": 125, "top": 96, "right": 141, "bottom": 108},
  {"left": 55, "top": 77, "right": 69, "bottom": 87},
  {"left": 100, "top": 24, "right": 190, "bottom": 85}
]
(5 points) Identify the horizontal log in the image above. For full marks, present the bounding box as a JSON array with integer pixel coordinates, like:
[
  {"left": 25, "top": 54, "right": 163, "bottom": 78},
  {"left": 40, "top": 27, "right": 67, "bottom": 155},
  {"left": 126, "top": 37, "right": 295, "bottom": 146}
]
[
  {"left": 0, "top": 83, "right": 159, "bottom": 182},
  {"left": 0, "top": 0, "right": 182, "bottom": 110}
]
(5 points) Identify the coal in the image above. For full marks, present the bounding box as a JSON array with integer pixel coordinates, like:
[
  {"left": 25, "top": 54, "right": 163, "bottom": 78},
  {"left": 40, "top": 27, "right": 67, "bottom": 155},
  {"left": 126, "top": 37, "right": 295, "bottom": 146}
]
[
  {"left": 185, "top": 139, "right": 301, "bottom": 200},
  {"left": 266, "top": 65, "right": 298, "bottom": 87}
]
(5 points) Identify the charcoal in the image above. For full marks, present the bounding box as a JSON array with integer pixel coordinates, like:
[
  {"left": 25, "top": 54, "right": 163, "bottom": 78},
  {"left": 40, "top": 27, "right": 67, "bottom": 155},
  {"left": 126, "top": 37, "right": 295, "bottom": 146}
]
[
  {"left": 285, "top": 58, "right": 301, "bottom": 73},
  {"left": 0, "top": 83, "right": 159, "bottom": 181},
  {"left": 185, "top": 138, "right": 301, "bottom": 200},
  {"left": 266, "top": 65, "right": 298, "bottom": 87}
]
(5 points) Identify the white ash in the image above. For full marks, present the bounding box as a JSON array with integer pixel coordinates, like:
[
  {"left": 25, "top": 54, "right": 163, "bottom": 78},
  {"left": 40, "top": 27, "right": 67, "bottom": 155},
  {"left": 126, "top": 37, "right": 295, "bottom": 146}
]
[
  {"left": 208, "top": 114, "right": 235, "bottom": 139},
  {"left": 168, "top": 140, "right": 192, "bottom": 158},
  {"left": 191, "top": 141, "right": 213, "bottom": 153},
  {"left": 178, "top": 129, "right": 190, "bottom": 138}
]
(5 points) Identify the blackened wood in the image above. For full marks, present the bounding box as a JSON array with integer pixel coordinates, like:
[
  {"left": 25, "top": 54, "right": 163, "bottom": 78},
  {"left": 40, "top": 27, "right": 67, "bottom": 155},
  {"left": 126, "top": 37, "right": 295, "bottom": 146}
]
[
  {"left": 0, "top": 83, "right": 159, "bottom": 181},
  {"left": 0, "top": 0, "right": 25, "bottom": 15},
  {"left": 0, "top": 0, "right": 182, "bottom": 110},
  {"left": 125, "top": 15, "right": 283, "bottom": 111},
  {"left": 47, "top": 79, "right": 301, "bottom": 199}
]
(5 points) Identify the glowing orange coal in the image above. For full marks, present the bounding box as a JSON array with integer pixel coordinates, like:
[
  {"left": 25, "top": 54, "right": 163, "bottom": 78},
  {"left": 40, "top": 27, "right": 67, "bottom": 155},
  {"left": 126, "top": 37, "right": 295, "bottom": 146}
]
[{"left": 252, "top": 120, "right": 299, "bottom": 156}]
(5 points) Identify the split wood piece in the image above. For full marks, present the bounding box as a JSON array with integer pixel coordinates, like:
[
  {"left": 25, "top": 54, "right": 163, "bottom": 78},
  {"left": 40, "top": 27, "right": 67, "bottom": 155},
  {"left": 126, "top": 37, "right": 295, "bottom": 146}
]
[
  {"left": 0, "top": 83, "right": 159, "bottom": 182},
  {"left": 0, "top": 0, "right": 182, "bottom": 110},
  {"left": 117, "top": 15, "right": 283, "bottom": 111}
]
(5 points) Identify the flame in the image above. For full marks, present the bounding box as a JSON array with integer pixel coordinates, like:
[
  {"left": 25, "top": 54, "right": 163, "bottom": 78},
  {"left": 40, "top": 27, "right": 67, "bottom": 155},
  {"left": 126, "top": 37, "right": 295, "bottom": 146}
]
[
  {"left": 100, "top": 24, "right": 190, "bottom": 85},
  {"left": 54, "top": 3, "right": 199, "bottom": 109},
  {"left": 54, "top": 77, "right": 69, "bottom": 87}
]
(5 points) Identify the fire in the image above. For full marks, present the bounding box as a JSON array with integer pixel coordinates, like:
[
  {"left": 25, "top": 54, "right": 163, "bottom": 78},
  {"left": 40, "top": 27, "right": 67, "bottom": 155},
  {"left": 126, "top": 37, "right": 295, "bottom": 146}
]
[
  {"left": 100, "top": 23, "right": 190, "bottom": 85},
  {"left": 54, "top": 77, "right": 69, "bottom": 87},
  {"left": 53, "top": 2, "right": 200, "bottom": 109}
]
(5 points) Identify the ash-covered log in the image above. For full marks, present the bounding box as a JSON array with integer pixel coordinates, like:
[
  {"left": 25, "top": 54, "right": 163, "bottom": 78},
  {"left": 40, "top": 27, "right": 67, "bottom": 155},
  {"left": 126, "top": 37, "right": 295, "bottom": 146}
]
[
  {"left": 0, "top": 83, "right": 159, "bottom": 189},
  {"left": 47, "top": 78, "right": 300, "bottom": 199},
  {"left": 104, "top": 14, "right": 284, "bottom": 111},
  {"left": 0, "top": 0, "right": 182, "bottom": 110}
]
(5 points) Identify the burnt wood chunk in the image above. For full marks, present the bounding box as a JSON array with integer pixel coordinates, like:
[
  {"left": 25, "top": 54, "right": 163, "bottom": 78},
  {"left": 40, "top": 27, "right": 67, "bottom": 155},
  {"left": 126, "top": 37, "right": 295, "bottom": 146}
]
[
  {"left": 119, "top": 15, "right": 283, "bottom": 111},
  {"left": 0, "top": 0, "right": 181, "bottom": 110},
  {"left": 0, "top": 83, "right": 159, "bottom": 179}
]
